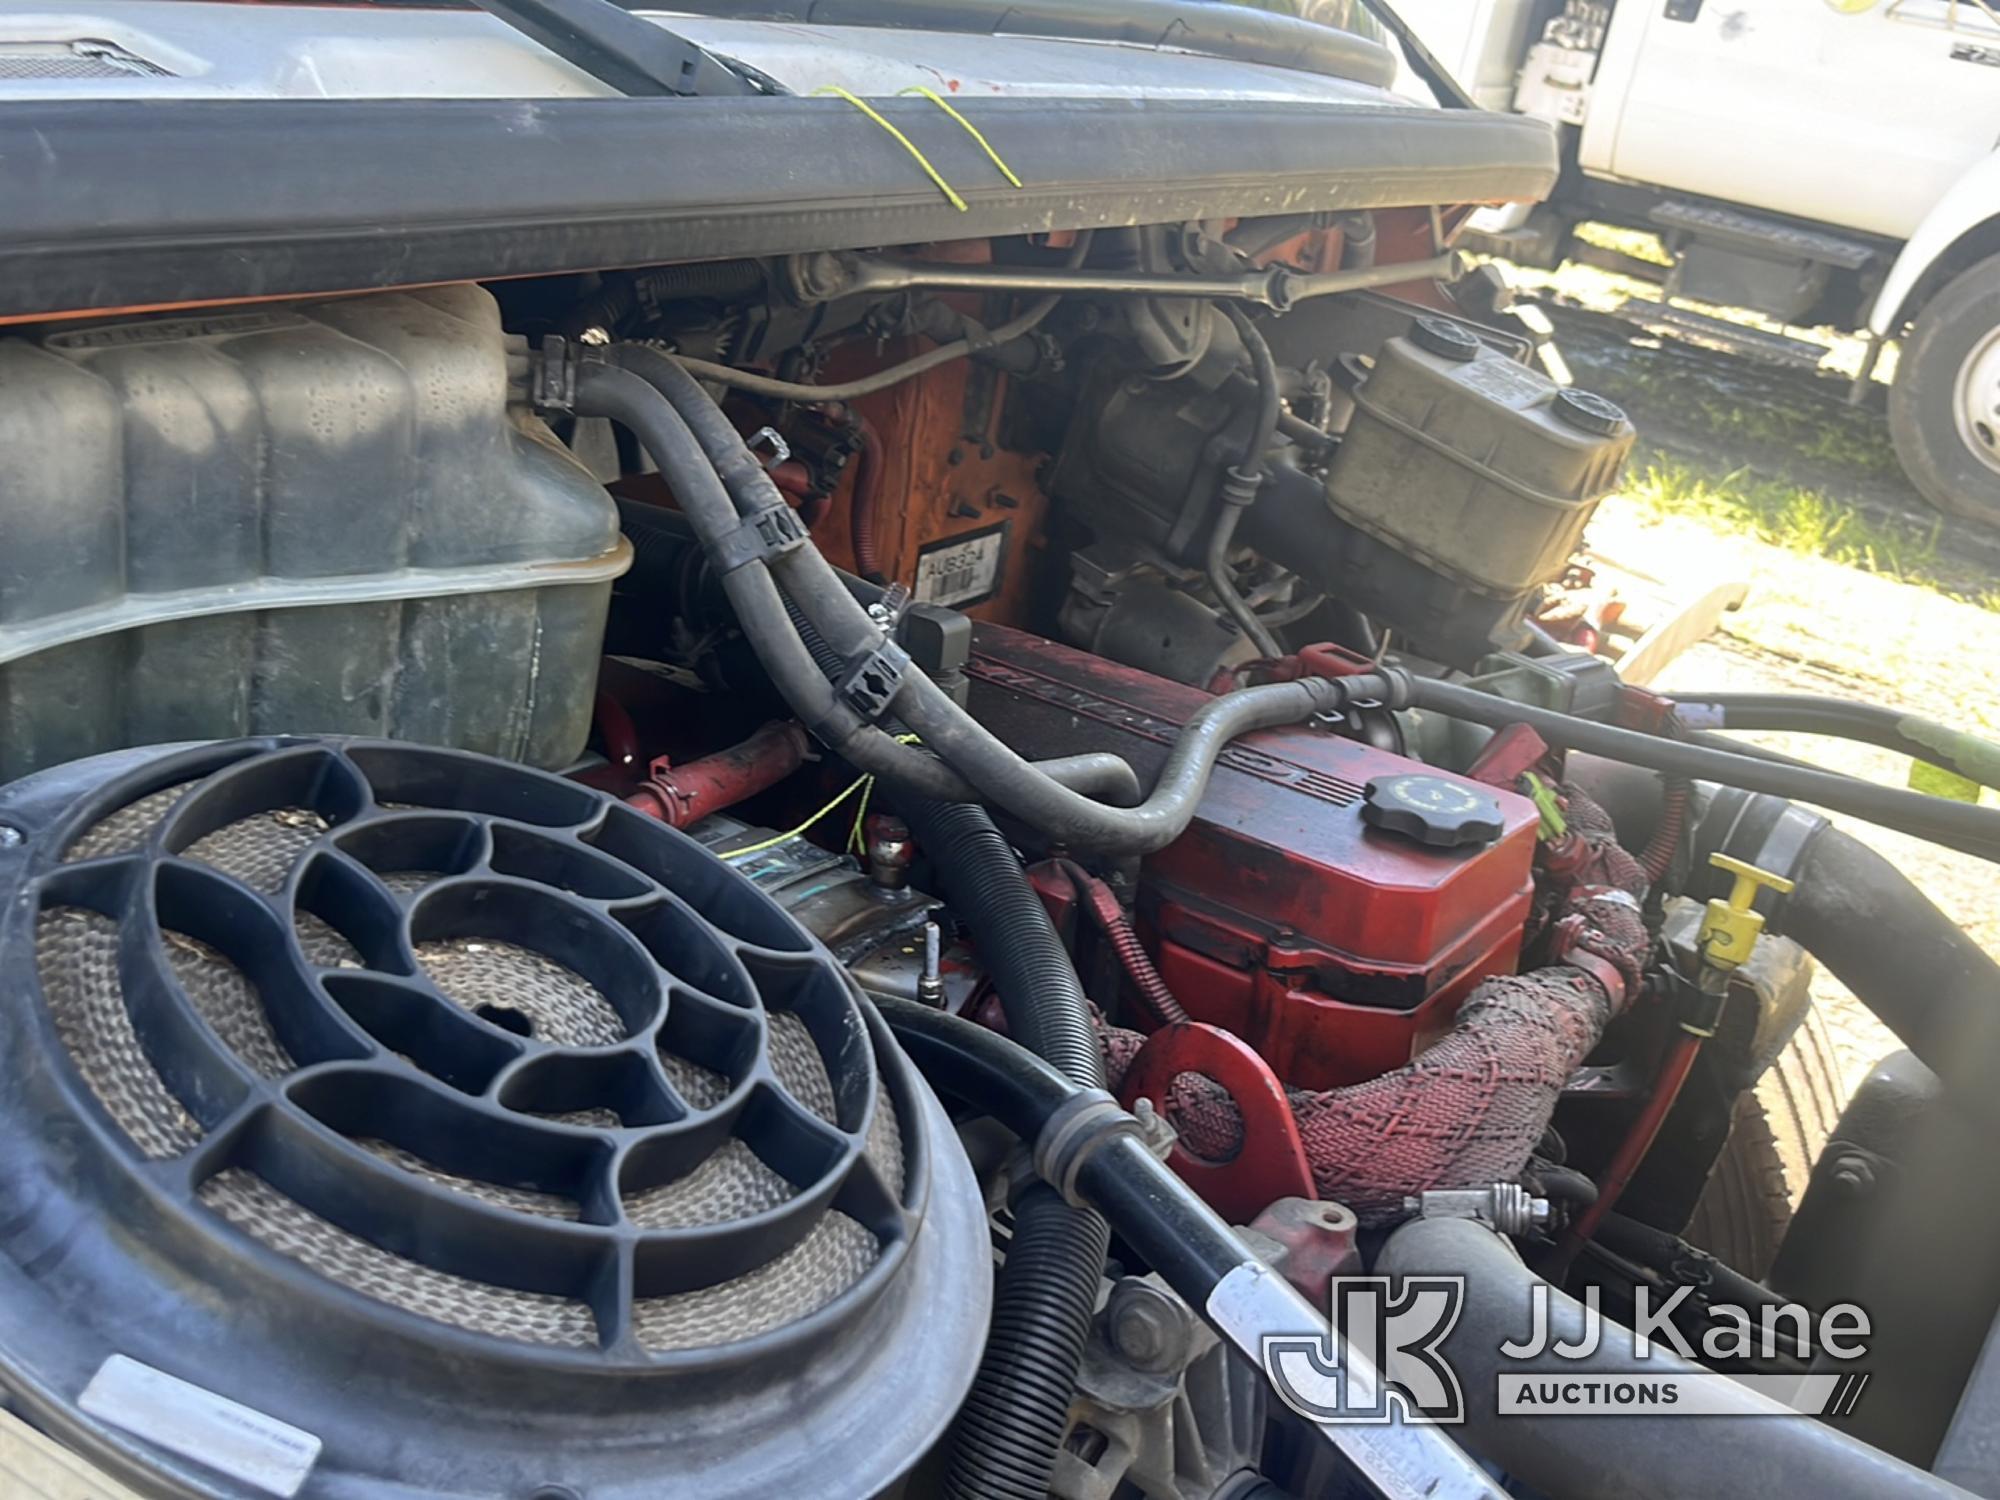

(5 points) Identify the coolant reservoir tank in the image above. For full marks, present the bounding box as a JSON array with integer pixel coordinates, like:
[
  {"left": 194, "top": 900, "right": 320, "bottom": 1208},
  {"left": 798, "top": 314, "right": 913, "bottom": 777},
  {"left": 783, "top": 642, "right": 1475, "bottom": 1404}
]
[{"left": 0, "top": 285, "right": 629, "bottom": 781}]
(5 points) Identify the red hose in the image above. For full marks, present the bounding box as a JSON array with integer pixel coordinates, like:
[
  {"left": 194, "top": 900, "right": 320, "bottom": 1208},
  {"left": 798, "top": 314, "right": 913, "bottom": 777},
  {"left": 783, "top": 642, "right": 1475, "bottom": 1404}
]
[
  {"left": 626, "top": 721, "right": 809, "bottom": 828},
  {"left": 592, "top": 690, "right": 642, "bottom": 769},
  {"left": 1638, "top": 776, "right": 1691, "bottom": 885},
  {"left": 1063, "top": 863, "right": 1190, "bottom": 1027}
]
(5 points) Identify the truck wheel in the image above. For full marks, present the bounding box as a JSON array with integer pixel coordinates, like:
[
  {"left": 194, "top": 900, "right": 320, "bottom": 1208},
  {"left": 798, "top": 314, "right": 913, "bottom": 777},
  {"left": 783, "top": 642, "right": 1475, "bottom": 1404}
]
[
  {"left": 1889, "top": 251, "right": 2000, "bottom": 527},
  {"left": 1683, "top": 999, "right": 1845, "bottom": 1280}
]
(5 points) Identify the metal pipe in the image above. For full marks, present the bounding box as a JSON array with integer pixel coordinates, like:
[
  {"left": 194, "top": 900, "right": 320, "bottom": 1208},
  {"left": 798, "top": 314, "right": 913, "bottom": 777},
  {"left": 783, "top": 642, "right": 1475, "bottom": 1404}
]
[
  {"left": 811, "top": 248, "right": 1471, "bottom": 311},
  {"left": 625, "top": 719, "right": 810, "bottom": 827}
]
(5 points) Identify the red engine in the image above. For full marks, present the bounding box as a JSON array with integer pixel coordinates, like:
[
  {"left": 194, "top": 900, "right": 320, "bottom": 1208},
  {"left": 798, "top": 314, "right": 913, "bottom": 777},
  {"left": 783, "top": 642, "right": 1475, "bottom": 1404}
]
[{"left": 964, "top": 625, "right": 1540, "bottom": 1087}]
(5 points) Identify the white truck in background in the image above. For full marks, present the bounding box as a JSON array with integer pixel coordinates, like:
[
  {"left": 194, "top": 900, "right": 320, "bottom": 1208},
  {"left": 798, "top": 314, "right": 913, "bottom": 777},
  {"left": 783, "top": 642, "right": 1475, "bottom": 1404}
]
[{"left": 1395, "top": 0, "right": 2000, "bottom": 527}]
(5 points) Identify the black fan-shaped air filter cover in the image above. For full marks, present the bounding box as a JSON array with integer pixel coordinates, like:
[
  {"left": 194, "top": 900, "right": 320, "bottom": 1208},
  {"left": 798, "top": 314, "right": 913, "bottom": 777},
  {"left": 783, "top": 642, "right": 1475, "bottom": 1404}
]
[{"left": 0, "top": 738, "right": 988, "bottom": 1499}]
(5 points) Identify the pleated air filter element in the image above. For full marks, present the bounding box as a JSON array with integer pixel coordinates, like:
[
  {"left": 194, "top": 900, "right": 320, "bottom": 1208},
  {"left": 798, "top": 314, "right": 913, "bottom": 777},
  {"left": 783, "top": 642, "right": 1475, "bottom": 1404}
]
[{"left": 0, "top": 738, "right": 988, "bottom": 1500}]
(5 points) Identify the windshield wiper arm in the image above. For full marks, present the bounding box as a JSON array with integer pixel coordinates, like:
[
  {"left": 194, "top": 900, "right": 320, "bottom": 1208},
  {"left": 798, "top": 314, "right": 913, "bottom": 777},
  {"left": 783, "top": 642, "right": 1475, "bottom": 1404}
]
[{"left": 469, "top": 0, "right": 756, "bottom": 96}]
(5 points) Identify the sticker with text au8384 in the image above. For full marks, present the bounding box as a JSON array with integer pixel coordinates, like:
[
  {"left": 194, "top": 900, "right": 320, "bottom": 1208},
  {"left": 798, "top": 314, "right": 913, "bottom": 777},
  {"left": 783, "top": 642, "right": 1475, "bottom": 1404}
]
[
  {"left": 914, "top": 524, "right": 1008, "bottom": 609},
  {"left": 79, "top": 1355, "right": 322, "bottom": 1497}
]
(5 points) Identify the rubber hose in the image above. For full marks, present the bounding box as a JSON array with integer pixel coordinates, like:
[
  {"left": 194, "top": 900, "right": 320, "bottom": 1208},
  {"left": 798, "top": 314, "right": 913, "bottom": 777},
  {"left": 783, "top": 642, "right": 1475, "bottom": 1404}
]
[
  {"left": 889, "top": 666, "right": 1360, "bottom": 852},
  {"left": 1782, "top": 825, "right": 2000, "bottom": 1115},
  {"left": 1375, "top": 1217, "right": 1960, "bottom": 1500},
  {"left": 1394, "top": 672, "right": 2000, "bottom": 863},
  {"left": 1206, "top": 496, "right": 1281, "bottom": 659},
  {"left": 1207, "top": 304, "right": 1283, "bottom": 657},
  {"left": 896, "top": 799, "right": 1109, "bottom": 1499},
  {"left": 605, "top": 341, "right": 1371, "bottom": 850},
  {"left": 1591, "top": 1212, "right": 1788, "bottom": 1311},
  {"left": 879, "top": 998, "right": 1507, "bottom": 1497},
  {"left": 1223, "top": 210, "right": 1331, "bottom": 258},
  {"left": 568, "top": 259, "right": 765, "bottom": 338},
  {"left": 902, "top": 799, "right": 1104, "bottom": 1088},
  {"left": 1223, "top": 304, "right": 1283, "bottom": 469},
  {"left": 1672, "top": 690, "right": 2000, "bottom": 793},
  {"left": 944, "top": 1185, "right": 1111, "bottom": 1500},
  {"left": 575, "top": 364, "right": 925, "bottom": 778},
  {"left": 577, "top": 359, "right": 982, "bottom": 801},
  {"left": 575, "top": 365, "right": 743, "bottom": 537}
]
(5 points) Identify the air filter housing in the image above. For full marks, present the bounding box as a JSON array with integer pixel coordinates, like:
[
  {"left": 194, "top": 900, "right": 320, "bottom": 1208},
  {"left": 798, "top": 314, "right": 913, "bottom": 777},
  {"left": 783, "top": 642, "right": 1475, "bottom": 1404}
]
[{"left": 0, "top": 737, "right": 988, "bottom": 1499}]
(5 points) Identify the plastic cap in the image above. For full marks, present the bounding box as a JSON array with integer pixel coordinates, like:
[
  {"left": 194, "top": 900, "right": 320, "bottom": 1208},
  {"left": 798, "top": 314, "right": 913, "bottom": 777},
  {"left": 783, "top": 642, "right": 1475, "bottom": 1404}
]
[
  {"left": 1552, "top": 387, "right": 1629, "bottom": 436},
  {"left": 1362, "top": 774, "right": 1506, "bottom": 849},
  {"left": 1409, "top": 316, "right": 1481, "bottom": 363}
]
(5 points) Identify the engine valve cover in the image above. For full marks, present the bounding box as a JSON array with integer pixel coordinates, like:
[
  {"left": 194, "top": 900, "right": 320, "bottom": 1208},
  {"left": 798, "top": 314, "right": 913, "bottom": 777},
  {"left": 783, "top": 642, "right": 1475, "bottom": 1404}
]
[{"left": 966, "top": 626, "right": 1538, "bottom": 1088}]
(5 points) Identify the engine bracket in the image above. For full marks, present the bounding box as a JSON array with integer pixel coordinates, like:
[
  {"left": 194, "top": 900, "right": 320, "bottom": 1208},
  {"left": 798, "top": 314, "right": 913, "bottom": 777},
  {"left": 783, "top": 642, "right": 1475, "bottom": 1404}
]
[{"left": 1118, "top": 1022, "right": 1314, "bottom": 1225}]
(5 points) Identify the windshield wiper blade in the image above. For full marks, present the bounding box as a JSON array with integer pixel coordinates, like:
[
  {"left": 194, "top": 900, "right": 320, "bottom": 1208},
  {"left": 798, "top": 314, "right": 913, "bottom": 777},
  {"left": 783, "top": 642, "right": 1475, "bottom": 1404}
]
[{"left": 469, "top": 0, "right": 755, "bottom": 96}]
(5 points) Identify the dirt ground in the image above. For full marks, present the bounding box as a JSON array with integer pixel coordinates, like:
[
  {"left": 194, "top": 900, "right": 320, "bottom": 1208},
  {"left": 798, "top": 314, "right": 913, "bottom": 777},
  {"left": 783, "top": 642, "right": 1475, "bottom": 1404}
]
[{"left": 1556, "top": 311, "right": 2000, "bottom": 1104}]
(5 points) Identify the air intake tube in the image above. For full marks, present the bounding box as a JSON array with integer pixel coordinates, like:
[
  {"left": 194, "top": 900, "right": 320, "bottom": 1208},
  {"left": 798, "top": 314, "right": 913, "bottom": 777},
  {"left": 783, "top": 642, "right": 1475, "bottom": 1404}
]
[
  {"left": 1375, "top": 1216, "right": 1963, "bottom": 1500},
  {"left": 1691, "top": 789, "right": 2000, "bottom": 1118}
]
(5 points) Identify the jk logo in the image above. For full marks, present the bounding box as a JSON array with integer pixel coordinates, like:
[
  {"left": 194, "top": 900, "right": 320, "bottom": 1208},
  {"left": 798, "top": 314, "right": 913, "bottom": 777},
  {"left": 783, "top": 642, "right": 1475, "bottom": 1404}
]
[{"left": 1261, "top": 1277, "right": 1468, "bottom": 1426}]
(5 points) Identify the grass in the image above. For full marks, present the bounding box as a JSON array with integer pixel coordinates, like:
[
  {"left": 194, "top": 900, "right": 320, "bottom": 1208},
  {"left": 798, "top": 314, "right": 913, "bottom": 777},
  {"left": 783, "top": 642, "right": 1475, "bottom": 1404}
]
[{"left": 1615, "top": 456, "right": 2000, "bottom": 608}]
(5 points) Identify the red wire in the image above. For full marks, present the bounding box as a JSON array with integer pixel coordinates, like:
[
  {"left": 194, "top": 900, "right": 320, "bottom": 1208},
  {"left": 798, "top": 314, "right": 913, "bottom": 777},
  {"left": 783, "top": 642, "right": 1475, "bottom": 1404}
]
[{"left": 1551, "top": 1030, "right": 1704, "bottom": 1275}]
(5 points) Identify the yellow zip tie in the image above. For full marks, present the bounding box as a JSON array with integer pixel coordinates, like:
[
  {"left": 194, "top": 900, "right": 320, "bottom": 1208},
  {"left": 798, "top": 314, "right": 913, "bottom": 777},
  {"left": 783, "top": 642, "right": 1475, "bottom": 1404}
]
[
  {"left": 897, "top": 86, "right": 1023, "bottom": 188},
  {"left": 723, "top": 774, "right": 872, "bottom": 861},
  {"left": 813, "top": 85, "right": 967, "bottom": 212}
]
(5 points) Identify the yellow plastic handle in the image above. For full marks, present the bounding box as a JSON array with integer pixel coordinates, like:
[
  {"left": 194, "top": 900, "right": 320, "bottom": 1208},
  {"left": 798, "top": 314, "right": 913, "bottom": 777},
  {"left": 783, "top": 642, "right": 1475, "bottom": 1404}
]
[
  {"left": 1708, "top": 852, "right": 1796, "bottom": 912},
  {"left": 1697, "top": 853, "right": 1796, "bottom": 975}
]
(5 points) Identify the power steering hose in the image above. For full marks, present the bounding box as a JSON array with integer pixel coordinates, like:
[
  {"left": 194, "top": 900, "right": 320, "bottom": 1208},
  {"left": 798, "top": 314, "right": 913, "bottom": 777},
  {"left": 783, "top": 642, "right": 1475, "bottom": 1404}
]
[
  {"left": 875, "top": 997, "right": 1505, "bottom": 1500},
  {"left": 1390, "top": 672, "right": 2000, "bottom": 864},
  {"left": 591, "top": 345, "right": 1379, "bottom": 853}
]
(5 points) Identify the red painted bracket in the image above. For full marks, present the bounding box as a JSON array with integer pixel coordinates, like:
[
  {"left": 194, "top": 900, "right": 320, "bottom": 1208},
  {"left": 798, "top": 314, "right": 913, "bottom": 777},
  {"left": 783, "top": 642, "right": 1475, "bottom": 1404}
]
[{"left": 1118, "top": 1021, "right": 1314, "bottom": 1225}]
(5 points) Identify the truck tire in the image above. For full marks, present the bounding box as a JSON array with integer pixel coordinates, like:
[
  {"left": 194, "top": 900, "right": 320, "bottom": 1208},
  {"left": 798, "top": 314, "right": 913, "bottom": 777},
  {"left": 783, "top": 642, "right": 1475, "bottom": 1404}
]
[
  {"left": 1888, "top": 251, "right": 2000, "bottom": 527},
  {"left": 1683, "top": 999, "right": 1846, "bottom": 1281}
]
